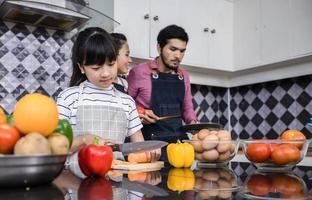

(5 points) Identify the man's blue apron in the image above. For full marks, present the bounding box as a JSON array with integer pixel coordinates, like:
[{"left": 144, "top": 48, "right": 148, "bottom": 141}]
[{"left": 142, "top": 62, "right": 188, "bottom": 161}]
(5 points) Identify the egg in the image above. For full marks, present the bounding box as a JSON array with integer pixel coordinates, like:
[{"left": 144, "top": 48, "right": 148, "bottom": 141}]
[
  {"left": 216, "top": 139, "right": 231, "bottom": 153},
  {"left": 218, "top": 150, "right": 231, "bottom": 161},
  {"left": 192, "top": 140, "right": 204, "bottom": 153},
  {"left": 218, "top": 191, "right": 232, "bottom": 199},
  {"left": 202, "top": 149, "right": 219, "bottom": 161},
  {"left": 217, "top": 130, "right": 231, "bottom": 140},
  {"left": 217, "top": 178, "right": 232, "bottom": 189},
  {"left": 202, "top": 134, "right": 218, "bottom": 150},
  {"left": 198, "top": 129, "right": 210, "bottom": 140},
  {"left": 203, "top": 171, "right": 220, "bottom": 181}
]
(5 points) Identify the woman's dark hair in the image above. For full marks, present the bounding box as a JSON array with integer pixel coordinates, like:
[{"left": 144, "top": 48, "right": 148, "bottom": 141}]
[
  {"left": 157, "top": 24, "right": 188, "bottom": 49},
  {"left": 70, "top": 27, "right": 117, "bottom": 86},
  {"left": 110, "top": 33, "right": 127, "bottom": 52}
]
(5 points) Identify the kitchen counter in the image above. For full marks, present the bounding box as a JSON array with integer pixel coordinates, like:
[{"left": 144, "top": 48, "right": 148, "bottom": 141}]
[{"left": 1, "top": 162, "right": 311, "bottom": 200}]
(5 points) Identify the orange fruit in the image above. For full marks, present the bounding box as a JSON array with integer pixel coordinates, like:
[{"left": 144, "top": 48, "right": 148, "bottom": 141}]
[
  {"left": 13, "top": 93, "right": 59, "bottom": 136},
  {"left": 281, "top": 130, "right": 306, "bottom": 149},
  {"left": 0, "top": 107, "right": 7, "bottom": 124}
]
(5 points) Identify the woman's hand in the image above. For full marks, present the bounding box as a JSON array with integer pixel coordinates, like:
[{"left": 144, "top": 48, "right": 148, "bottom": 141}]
[{"left": 139, "top": 109, "right": 159, "bottom": 125}]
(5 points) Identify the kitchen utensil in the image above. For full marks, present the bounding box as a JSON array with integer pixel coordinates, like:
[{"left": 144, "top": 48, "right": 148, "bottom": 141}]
[
  {"left": 0, "top": 154, "right": 68, "bottom": 187},
  {"left": 181, "top": 122, "right": 223, "bottom": 133},
  {"left": 111, "top": 161, "right": 164, "bottom": 171},
  {"left": 158, "top": 115, "right": 181, "bottom": 121},
  {"left": 109, "top": 140, "right": 168, "bottom": 156}
]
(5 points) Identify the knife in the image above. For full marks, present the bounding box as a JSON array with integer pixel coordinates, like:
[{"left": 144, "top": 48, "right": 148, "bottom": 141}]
[{"left": 108, "top": 140, "right": 168, "bottom": 155}]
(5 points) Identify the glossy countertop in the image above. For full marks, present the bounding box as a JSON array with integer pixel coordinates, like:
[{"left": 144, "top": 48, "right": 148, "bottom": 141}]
[{"left": 0, "top": 162, "right": 311, "bottom": 200}]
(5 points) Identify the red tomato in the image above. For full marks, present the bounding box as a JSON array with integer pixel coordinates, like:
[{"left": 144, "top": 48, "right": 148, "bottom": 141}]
[
  {"left": 0, "top": 123, "right": 21, "bottom": 154},
  {"left": 269, "top": 143, "right": 278, "bottom": 153},
  {"left": 271, "top": 144, "right": 300, "bottom": 165},
  {"left": 247, "top": 174, "right": 272, "bottom": 196},
  {"left": 137, "top": 106, "right": 146, "bottom": 115},
  {"left": 271, "top": 174, "right": 302, "bottom": 195},
  {"left": 281, "top": 130, "right": 306, "bottom": 149},
  {"left": 246, "top": 143, "right": 271, "bottom": 162}
]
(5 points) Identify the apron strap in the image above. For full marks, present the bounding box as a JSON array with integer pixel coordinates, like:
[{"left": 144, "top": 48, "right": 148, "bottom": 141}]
[{"left": 148, "top": 59, "right": 184, "bottom": 80}]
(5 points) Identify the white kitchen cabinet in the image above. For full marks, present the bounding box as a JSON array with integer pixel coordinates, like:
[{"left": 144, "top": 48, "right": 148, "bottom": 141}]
[
  {"left": 233, "top": 0, "right": 261, "bottom": 68},
  {"left": 260, "top": 0, "right": 292, "bottom": 64},
  {"left": 114, "top": 0, "right": 233, "bottom": 71},
  {"left": 181, "top": 0, "right": 233, "bottom": 71},
  {"left": 113, "top": 0, "right": 182, "bottom": 59},
  {"left": 234, "top": 0, "right": 312, "bottom": 70},
  {"left": 292, "top": 0, "right": 312, "bottom": 57}
]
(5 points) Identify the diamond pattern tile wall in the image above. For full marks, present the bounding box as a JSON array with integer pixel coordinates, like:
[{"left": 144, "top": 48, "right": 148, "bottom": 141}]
[
  {"left": 191, "top": 85, "right": 229, "bottom": 130},
  {"left": 0, "top": 22, "right": 73, "bottom": 114},
  {"left": 230, "top": 75, "right": 312, "bottom": 139}
]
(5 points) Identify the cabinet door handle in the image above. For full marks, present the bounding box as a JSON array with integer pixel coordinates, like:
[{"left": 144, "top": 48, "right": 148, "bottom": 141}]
[
  {"left": 144, "top": 14, "right": 150, "bottom": 20},
  {"left": 153, "top": 16, "right": 159, "bottom": 21}
]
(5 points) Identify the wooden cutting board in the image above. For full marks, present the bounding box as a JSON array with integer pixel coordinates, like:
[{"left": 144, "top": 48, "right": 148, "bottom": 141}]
[{"left": 111, "top": 160, "right": 164, "bottom": 171}]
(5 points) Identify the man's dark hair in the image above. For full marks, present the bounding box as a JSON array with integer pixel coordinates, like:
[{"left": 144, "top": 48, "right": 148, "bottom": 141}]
[{"left": 157, "top": 24, "right": 189, "bottom": 49}]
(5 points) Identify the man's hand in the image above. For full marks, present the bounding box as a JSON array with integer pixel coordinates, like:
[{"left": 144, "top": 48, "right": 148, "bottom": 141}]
[{"left": 139, "top": 109, "right": 160, "bottom": 124}]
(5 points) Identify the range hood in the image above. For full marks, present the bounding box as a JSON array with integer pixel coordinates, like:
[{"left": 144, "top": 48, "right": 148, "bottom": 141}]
[{"left": 0, "top": 0, "right": 119, "bottom": 32}]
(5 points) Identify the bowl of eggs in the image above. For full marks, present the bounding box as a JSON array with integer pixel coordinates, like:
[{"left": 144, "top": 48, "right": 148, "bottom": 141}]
[
  {"left": 194, "top": 167, "right": 239, "bottom": 199},
  {"left": 184, "top": 129, "right": 239, "bottom": 167}
]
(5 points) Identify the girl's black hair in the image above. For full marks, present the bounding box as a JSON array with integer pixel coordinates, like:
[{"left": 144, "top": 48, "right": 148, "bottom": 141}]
[
  {"left": 70, "top": 27, "right": 117, "bottom": 86},
  {"left": 110, "top": 32, "right": 127, "bottom": 52}
]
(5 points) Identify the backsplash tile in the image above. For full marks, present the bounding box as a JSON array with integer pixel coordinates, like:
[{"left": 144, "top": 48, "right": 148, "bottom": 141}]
[
  {"left": 0, "top": 21, "right": 311, "bottom": 140},
  {"left": 0, "top": 22, "right": 72, "bottom": 113}
]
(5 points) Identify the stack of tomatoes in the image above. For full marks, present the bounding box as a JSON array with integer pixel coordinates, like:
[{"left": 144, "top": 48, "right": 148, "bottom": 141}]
[{"left": 246, "top": 130, "right": 306, "bottom": 165}]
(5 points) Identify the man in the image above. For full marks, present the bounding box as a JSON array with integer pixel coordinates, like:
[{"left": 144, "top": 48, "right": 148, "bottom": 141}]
[{"left": 127, "top": 24, "right": 196, "bottom": 142}]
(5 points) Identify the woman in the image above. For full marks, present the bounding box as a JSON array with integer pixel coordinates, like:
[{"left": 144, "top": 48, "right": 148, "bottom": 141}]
[{"left": 111, "top": 33, "right": 132, "bottom": 93}]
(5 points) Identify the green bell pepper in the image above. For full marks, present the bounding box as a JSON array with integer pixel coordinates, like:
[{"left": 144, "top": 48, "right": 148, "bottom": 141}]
[
  {"left": 7, "top": 113, "right": 15, "bottom": 125},
  {"left": 53, "top": 119, "right": 73, "bottom": 147}
]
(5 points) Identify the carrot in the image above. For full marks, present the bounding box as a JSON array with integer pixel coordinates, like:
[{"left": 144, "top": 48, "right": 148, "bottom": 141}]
[
  {"left": 127, "top": 152, "right": 150, "bottom": 163},
  {"left": 128, "top": 172, "right": 148, "bottom": 182}
]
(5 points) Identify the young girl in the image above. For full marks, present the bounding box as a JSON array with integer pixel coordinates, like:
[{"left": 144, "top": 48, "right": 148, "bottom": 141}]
[
  {"left": 56, "top": 27, "right": 146, "bottom": 152},
  {"left": 111, "top": 32, "right": 132, "bottom": 93}
]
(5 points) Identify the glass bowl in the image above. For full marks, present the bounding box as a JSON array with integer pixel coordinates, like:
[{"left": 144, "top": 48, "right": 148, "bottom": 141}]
[
  {"left": 240, "top": 139, "right": 311, "bottom": 171},
  {"left": 241, "top": 171, "right": 310, "bottom": 200},
  {"left": 194, "top": 167, "right": 239, "bottom": 199},
  {"left": 183, "top": 139, "right": 240, "bottom": 167}
]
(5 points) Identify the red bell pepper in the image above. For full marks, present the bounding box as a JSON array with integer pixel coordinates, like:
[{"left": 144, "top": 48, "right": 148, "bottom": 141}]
[
  {"left": 78, "top": 137, "right": 113, "bottom": 177},
  {"left": 78, "top": 177, "right": 113, "bottom": 200}
]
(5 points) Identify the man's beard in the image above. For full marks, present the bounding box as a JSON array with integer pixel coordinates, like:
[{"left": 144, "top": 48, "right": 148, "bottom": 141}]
[{"left": 160, "top": 52, "right": 179, "bottom": 71}]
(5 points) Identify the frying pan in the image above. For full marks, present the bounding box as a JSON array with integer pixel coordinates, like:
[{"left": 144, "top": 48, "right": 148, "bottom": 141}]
[
  {"left": 0, "top": 154, "right": 68, "bottom": 187},
  {"left": 180, "top": 122, "right": 223, "bottom": 134}
]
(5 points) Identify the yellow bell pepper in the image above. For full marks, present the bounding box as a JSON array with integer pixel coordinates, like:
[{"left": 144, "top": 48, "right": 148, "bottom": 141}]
[
  {"left": 167, "top": 168, "right": 195, "bottom": 192},
  {"left": 167, "top": 140, "right": 194, "bottom": 168}
]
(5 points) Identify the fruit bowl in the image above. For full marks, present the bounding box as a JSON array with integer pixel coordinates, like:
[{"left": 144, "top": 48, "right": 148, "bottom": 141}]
[
  {"left": 241, "top": 171, "right": 310, "bottom": 200},
  {"left": 241, "top": 139, "right": 311, "bottom": 171},
  {"left": 183, "top": 139, "right": 240, "bottom": 167},
  {"left": 0, "top": 154, "right": 68, "bottom": 187}
]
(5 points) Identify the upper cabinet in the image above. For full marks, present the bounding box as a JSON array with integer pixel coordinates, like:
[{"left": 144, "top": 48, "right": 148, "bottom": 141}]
[
  {"left": 234, "top": 0, "right": 312, "bottom": 70},
  {"left": 114, "top": 0, "right": 233, "bottom": 71},
  {"left": 180, "top": 0, "right": 233, "bottom": 71},
  {"left": 292, "top": 0, "right": 312, "bottom": 57},
  {"left": 113, "top": 0, "right": 182, "bottom": 59},
  {"left": 114, "top": 0, "right": 312, "bottom": 74}
]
